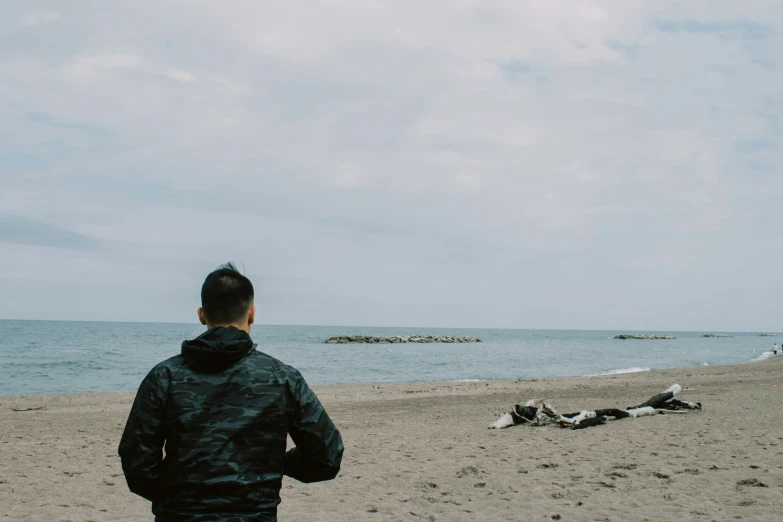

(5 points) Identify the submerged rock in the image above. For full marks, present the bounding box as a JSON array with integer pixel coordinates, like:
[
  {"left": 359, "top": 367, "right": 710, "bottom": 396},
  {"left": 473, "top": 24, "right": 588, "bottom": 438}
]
[
  {"left": 613, "top": 334, "right": 676, "bottom": 340},
  {"left": 324, "top": 335, "right": 481, "bottom": 344}
]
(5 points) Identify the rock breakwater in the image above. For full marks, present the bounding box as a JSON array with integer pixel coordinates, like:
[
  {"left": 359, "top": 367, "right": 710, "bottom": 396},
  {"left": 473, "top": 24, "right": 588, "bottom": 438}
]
[
  {"left": 702, "top": 333, "right": 733, "bottom": 338},
  {"left": 324, "top": 335, "right": 481, "bottom": 344},
  {"left": 759, "top": 333, "right": 780, "bottom": 337},
  {"left": 613, "top": 334, "right": 676, "bottom": 340}
]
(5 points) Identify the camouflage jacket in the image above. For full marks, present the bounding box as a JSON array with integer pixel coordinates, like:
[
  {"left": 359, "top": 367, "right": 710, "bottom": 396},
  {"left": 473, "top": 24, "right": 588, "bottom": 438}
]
[{"left": 118, "top": 326, "right": 344, "bottom": 521}]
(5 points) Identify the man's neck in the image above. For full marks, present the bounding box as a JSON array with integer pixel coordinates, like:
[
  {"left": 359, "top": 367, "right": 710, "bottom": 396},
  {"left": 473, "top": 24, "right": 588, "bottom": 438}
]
[{"left": 208, "top": 323, "right": 251, "bottom": 334}]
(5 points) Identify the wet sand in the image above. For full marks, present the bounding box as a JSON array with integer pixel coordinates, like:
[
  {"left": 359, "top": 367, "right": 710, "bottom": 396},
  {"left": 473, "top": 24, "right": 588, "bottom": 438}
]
[{"left": 1, "top": 357, "right": 782, "bottom": 521}]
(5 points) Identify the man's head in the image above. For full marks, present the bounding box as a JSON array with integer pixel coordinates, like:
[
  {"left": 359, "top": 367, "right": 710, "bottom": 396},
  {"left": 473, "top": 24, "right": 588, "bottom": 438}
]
[{"left": 198, "top": 263, "right": 255, "bottom": 333}]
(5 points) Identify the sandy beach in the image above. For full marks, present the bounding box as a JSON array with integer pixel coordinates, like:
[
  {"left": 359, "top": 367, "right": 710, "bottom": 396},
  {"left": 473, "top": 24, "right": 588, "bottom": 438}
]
[{"left": 1, "top": 357, "right": 781, "bottom": 521}]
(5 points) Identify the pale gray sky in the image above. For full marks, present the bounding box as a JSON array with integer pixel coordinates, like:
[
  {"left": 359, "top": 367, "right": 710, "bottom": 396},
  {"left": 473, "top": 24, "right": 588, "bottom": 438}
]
[{"left": 1, "top": 1, "right": 781, "bottom": 330}]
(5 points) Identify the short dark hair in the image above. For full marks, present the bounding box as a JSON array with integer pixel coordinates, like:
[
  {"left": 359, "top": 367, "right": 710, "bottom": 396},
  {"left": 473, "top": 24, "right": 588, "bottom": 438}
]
[{"left": 201, "top": 262, "right": 254, "bottom": 325}]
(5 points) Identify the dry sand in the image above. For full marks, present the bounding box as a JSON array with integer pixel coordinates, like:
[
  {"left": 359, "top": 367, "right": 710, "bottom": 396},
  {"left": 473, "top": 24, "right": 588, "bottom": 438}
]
[{"left": 1, "top": 357, "right": 782, "bottom": 521}]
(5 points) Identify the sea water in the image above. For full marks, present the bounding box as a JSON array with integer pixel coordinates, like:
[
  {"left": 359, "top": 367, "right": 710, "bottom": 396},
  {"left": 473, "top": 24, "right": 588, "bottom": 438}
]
[{"left": 0, "top": 320, "right": 778, "bottom": 396}]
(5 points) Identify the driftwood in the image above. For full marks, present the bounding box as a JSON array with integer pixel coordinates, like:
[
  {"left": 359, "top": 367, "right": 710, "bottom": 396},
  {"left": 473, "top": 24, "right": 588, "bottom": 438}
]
[
  {"left": 11, "top": 406, "right": 47, "bottom": 412},
  {"left": 489, "top": 384, "right": 701, "bottom": 430}
]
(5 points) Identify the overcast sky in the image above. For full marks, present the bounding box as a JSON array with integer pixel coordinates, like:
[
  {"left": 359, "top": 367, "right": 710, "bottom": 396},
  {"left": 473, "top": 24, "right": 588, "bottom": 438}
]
[{"left": 1, "top": 1, "right": 781, "bottom": 331}]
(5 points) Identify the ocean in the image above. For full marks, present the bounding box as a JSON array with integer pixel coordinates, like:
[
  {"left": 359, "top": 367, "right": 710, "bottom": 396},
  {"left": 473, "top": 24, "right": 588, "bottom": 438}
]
[{"left": 0, "top": 320, "right": 779, "bottom": 396}]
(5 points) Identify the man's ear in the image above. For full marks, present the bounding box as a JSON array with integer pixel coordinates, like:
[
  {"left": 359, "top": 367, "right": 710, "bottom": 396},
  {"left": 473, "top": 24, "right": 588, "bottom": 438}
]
[
  {"left": 248, "top": 304, "right": 256, "bottom": 326},
  {"left": 198, "top": 307, "right": 207, "bottom": 325}
]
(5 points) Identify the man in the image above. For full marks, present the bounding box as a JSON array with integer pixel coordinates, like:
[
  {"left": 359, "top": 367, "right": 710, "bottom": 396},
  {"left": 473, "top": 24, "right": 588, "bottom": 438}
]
[{"left": 119, "top": 263, "right": 344, "bottom": 521}]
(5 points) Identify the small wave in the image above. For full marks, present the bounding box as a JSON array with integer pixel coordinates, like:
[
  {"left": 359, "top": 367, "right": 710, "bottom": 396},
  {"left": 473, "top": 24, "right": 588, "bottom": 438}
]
[
  {"left": 452, "top": 379, "right": 485, "bottom": 382},
  {"left": 751, "top": 351, "right": 779, "bottom": 362},
  {"left": 590, "top": 367, "right": 651, "bottom": 377}
]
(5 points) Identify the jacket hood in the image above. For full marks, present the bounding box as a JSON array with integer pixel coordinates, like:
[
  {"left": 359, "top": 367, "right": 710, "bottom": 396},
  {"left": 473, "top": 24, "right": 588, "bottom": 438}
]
[{"left": 181, "top": 326, "right": 255, "bottom": 372}]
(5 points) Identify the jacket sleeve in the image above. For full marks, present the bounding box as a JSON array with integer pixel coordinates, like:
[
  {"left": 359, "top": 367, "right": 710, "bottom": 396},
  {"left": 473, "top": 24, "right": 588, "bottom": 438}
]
[
  {"left": 284, "top": 372, "right": 344, "bottom": 483},
  {"left": 118, "top": 366, "right": 168, "bottom": 502}
]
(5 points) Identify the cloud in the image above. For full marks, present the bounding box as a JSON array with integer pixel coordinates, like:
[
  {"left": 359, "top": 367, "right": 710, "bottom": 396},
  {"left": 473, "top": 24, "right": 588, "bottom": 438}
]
[
  {"left": 0, "top": 1, "right": 781, "bottom": 329},
  {"left": 67, "top": 52, "right": 146, "bottom": 82},
  {"left": 19, "top": 11, "right": 62, "bottom": 27},
  {"left": 332, "top": 162, "right": 364, "bottom": 187},
  {"left": 164, "top": 68, "right": 198, "bottom": 83},
  {"left": 209, "top": 75, "right": 252, "bottom": 94},
  {"left": 652, "top": 19, "right": 771, "bottom": 40},
  {"left": 25, "top": 111, "right": 109, "bottom": 137},
  {"left": 499, "top": 60, "right": 531, "bottom": 79},
  {"left": 735, "top": 140, "right": 776, "bottom": 154},
  {"left": 0, "top": 215, "right": 101, "bottom": 250}
]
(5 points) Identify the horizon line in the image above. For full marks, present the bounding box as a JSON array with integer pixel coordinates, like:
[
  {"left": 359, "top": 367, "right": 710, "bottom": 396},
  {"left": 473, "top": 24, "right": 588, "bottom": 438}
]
[{"left": 0, "top": 317, "right": 778, "bottom": 335}]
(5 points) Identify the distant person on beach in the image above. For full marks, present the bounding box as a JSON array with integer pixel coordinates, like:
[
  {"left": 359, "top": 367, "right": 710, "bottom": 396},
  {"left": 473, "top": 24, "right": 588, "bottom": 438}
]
[
  {"left": 774, "top": 344, "right": 779, "bottom": 355},
  {"left": 118, "top": 263, "right": 344, "bottom": 521}
]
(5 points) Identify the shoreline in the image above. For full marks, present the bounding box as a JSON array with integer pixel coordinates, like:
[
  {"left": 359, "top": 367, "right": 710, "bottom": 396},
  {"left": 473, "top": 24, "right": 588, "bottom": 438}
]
[
  {"left": 1, "top": 354, "right": 779, "bottom": 400},
  {"left": 2, "top": 357, "right": 781, "bottom": 521}
]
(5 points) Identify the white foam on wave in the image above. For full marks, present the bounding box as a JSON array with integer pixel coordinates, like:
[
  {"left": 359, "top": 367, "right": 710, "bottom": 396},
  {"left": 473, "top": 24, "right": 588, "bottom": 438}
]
[
  {"left": 589, "top": 367, "right": 651, "bottom": 377},
  {"left": 452, "top": 379, "right": 484, "bottom": 382},
  {"left": 751, "top": 351, "right": 778, "bottom": 362}
]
